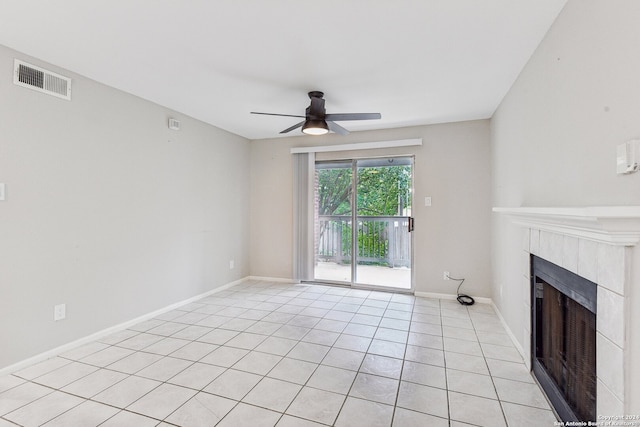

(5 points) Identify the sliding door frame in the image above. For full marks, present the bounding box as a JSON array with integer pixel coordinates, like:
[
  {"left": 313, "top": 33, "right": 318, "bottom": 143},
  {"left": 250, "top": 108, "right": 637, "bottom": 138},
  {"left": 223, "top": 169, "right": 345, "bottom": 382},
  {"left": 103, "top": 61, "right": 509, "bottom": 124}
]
[{"left": 311, "top": 154, "right": 414, "bottom": 293}]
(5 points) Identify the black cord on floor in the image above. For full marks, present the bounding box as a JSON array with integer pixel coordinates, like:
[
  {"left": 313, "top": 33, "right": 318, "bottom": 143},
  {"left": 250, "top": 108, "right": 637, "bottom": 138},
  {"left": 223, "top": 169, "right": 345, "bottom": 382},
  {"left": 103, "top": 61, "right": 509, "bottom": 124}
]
[{"left": 449, "top": 275, "right": 475, "bottom": 306}]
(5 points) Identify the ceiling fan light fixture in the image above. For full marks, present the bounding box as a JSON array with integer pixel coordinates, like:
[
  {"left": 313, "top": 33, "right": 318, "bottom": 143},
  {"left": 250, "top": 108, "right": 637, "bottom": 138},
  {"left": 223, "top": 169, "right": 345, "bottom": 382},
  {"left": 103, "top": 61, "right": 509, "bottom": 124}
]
[{"left": 302, "top": 119, "right": 329, "bottom": 135}]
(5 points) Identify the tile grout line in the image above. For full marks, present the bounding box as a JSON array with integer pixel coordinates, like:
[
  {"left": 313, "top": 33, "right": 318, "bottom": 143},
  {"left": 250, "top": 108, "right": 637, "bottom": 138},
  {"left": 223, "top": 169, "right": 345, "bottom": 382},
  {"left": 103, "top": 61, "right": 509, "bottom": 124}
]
[
  {"left": 280, "top": 286, "right": 380, "bottom": 426},
  {"left": 329, "top": 290, "right": 397, "bottom": 426},
  {"left": 152, "top": 282, "right": 303, "bottom": 426},
  {"left": 209, "top": 283, "right": 341, "bottom": 427},
  {"left": 468, "top": 303, "right": 508, "bottom": 427},
  {"left": 389, "top": 293, "right": 416, "bottom": 426},
  {"left": 1, "top": 280, "right": 544, "bottom": 427},
  {"left": 439, "top": 298, "right": 453, "bottom": 427},
  {"left": 11, "top": 286, "right": 384, "bottom": 426}
]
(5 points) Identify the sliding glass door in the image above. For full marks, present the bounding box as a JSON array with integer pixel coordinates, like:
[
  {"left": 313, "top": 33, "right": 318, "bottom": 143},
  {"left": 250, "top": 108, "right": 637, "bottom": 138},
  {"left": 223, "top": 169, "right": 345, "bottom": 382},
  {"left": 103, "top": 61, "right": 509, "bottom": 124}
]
[
  {"left": 313, "top": 157, "right": 413, "bottom": 290},
  {"left": 314, "top": 161, "right": 353, "bottom": 283}
]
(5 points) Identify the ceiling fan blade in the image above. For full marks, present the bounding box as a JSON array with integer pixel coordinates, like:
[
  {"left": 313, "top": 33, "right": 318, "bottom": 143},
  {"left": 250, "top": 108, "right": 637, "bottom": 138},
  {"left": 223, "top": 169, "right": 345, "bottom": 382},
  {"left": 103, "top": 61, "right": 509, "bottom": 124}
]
[
  {"left": 325, "top": 113, "right": 381, "bottom": 121},
  {"left": 251, "top": 112, "right": 305, "bottom": 118},
  {"left": 280, "top": 120, "right": 305, "bottom": 134},
  {"left": 327, "top": 121, "right": 349, "bottom": 136}
]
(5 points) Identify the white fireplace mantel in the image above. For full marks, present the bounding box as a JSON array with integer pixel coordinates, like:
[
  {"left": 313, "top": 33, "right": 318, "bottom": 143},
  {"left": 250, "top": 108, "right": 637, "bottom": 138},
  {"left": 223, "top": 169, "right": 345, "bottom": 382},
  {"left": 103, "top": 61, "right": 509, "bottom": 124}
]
[{"left": 493, "top": 206, "right": 640, "bottom": 246}]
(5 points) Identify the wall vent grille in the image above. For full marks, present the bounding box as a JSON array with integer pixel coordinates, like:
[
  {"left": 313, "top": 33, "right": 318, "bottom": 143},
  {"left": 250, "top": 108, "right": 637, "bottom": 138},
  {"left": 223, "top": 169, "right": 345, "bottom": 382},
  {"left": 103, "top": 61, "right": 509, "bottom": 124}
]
[{"left": 13, "top": 59, "right": 71, "bottom": 100}]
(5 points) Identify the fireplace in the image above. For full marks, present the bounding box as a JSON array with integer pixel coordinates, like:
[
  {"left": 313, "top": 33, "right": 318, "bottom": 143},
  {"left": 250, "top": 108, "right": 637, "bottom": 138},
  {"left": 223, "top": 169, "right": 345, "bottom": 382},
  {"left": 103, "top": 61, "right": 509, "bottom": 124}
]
[
  {"left": 494, "top": 206, "right": 640, "bottom": 418},
  {"left": 531, "top": 255, "right": 597, "bottom": 422}
]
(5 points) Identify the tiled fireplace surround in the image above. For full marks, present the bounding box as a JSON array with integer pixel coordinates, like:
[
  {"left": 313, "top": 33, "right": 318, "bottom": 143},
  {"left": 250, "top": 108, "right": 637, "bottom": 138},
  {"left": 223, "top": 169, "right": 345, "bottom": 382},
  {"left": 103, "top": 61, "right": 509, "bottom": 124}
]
[{"left": 495, "top": 207, "right": 640, "bottom": 419}]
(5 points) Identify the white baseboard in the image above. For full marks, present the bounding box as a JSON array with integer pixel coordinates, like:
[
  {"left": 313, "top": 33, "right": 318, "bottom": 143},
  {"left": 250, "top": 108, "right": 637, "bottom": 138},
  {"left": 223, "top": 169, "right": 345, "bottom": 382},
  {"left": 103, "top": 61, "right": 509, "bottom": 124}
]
[
  {"left": 414, "top": 291, "right": 493, "bottom": 305},
  {"left": 0, "top": 277, "right": 248, "bottom": 377},
  {"left": 491, "top": 301, "right": 526, "bottom": 359},
  {"left": 246, "top": 275, "right": 297, "bottom": 284}
]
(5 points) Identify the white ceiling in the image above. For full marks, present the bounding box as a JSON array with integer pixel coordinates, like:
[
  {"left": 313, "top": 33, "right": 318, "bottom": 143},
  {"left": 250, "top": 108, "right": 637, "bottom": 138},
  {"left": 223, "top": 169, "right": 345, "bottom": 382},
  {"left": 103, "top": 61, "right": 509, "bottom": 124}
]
[{"left": 0, "top": 0, "right": 566, "bottom": 140}]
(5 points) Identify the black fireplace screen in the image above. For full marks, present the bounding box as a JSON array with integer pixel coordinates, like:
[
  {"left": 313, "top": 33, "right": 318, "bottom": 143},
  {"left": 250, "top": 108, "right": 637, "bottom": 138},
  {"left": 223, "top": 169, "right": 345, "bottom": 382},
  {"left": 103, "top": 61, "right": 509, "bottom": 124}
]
[{"left": 532, "top": 256, "right": 597, "bottom": 422}]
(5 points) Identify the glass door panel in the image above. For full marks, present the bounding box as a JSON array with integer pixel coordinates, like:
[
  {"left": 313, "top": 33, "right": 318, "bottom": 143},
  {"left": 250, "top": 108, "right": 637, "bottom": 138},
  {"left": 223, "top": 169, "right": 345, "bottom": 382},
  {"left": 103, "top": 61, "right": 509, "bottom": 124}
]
[
  {"left": 313, "top": 161, "right": 353, "bottom": 283},
  {"left": 355, "top": 157, "right": 412, "bottom": 289}
]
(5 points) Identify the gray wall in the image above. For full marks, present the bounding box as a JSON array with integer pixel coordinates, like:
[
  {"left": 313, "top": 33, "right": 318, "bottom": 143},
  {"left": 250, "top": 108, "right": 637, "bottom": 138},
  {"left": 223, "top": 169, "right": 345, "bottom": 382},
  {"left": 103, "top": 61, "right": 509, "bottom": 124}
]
[
  {"left": 491, "top": 0, "right": 640, "bottom": 411},
  {"left": 0, "top": 45, "right": 251, "bottom": 369},
  {"left": 250, "top": 121, "right": 492, "bottom": 297}
]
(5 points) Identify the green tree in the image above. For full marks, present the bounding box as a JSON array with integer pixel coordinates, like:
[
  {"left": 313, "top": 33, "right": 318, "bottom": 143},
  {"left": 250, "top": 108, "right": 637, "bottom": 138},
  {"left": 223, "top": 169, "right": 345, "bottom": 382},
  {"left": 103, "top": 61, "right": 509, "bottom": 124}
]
[
  {"left": 316, "top": 165, "right": 411, "bottom": 216},
  {"left": 316, "top": 167, "right": 352, "bottom": 216},
  {"left": 356, "top": 166, "right": 411, "bottom": 216}
]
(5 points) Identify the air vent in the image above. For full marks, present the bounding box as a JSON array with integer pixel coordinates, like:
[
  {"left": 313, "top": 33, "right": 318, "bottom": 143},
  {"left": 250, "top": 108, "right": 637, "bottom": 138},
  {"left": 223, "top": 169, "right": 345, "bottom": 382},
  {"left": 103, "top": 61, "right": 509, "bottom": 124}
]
[{"left": 13, "top": 59, "right": 71, "bottom": 100}]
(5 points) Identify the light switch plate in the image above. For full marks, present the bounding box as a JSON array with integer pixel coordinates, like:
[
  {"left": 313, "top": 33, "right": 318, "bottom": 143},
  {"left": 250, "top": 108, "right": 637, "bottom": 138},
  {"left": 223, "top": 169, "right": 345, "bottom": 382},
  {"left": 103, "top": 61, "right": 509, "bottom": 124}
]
[
  {"left": 0, "top": 183, "right": 5, "bottom": 201},
  {"left": 424, "top": 196, "right": 432, "bottom": 206}
]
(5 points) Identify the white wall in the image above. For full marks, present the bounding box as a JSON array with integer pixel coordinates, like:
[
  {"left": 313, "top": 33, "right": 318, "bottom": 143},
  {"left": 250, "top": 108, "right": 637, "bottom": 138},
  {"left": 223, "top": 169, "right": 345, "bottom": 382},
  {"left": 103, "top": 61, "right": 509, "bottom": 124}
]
[
  {"left": 491, "top": 0, "right": 640, "bottom": 412},
  {"left": 250, "top": 120, "right": 492, "bottom": 297},
  {"left": 0, "top": 45, "right": 250, "bottom": 369}
]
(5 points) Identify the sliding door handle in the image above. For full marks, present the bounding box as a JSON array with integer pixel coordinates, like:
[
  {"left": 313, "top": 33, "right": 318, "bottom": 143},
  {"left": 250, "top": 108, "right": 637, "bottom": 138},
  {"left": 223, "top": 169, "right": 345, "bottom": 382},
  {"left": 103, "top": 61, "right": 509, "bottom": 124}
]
[{"left": 408, "top": 217, "right": 415, "bottom": 232}]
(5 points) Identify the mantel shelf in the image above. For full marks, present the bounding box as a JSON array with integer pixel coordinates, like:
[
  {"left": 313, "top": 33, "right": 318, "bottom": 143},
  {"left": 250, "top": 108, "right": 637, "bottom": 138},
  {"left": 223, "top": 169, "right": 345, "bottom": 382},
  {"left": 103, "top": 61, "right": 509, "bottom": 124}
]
[{"left": 493, "top": 206, "right": 640, "bottom": 246}]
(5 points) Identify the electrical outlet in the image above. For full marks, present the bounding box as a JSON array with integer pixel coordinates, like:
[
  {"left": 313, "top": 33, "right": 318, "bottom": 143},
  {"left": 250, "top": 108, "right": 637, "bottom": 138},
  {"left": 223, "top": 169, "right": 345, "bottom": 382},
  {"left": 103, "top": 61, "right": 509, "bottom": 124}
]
[
  {"left": 443, "top": 271, "right": 450, "bottom": 280},
  {"left": 229, "top": 260, "right": 235, "bottom": 269},
  {"left": 54, "top": 304, "right": 66, "bottom": 321}
]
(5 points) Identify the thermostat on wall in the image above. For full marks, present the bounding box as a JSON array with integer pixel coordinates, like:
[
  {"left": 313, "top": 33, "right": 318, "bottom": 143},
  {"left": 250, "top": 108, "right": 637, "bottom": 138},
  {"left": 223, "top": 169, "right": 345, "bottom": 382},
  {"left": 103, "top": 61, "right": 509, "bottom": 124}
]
[{"left": 616, "top": 139, "right": 640, "bottom": 174}]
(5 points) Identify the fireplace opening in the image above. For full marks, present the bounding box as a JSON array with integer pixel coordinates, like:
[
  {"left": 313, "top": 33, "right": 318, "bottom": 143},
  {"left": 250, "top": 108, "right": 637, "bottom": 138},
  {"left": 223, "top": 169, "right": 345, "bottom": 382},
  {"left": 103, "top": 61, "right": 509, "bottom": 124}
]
[{"left": 531, "top": 255, "right": 597, "bottom": 422}]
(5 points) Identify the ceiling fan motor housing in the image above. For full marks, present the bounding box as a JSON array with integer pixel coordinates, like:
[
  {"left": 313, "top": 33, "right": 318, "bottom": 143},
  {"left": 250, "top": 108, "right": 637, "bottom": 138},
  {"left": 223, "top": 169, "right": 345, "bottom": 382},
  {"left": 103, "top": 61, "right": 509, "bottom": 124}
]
[{"left": 306, "top": 92, "right": 326, "bottom": 118}]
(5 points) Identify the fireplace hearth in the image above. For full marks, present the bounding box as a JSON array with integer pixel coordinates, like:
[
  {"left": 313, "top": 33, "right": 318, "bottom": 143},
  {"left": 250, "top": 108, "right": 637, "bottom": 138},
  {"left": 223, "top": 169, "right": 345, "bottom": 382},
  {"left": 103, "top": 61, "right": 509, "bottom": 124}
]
[{"left": 531, "top": 255, "right": 597, "bottom": 422}]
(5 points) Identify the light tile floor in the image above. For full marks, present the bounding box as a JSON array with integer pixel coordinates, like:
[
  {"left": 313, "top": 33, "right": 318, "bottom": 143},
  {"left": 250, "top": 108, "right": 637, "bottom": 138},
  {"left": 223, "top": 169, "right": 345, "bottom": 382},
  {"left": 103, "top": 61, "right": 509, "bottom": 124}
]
[{"left": 0, "top": 280, "right": 559, "bottom": 426}]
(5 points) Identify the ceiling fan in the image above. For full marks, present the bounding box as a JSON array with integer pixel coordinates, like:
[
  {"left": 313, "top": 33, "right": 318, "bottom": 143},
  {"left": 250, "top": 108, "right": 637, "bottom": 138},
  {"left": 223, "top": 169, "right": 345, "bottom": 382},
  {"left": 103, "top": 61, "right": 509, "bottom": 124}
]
[{"left": 251, "top": 91, "right": 381, "bottom": 136}]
